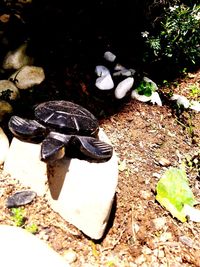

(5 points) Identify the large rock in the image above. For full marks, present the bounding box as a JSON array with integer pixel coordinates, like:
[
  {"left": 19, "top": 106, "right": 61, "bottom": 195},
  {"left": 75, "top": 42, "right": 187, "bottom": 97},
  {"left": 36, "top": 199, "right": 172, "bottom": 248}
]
[
  {"left": 4, "top": 138, "right": 47, "bottom": 196},
  {"left": 0, "top": 80, "right": 20, "bottom": 100},
  {"left": 4, "top": 129, "right": 118, "bottom": 239},
  {"left": 9, "top": 66, "right": 45, "bottom": 89},
  {"left": 0, "top": 127, "right": 9, "bottom": 165},
  {"left": 3, "top": 43, "right": 34, "bottom": 70},
  {"left": 0, "top": 225, "right": 70, "bottom": 267}
]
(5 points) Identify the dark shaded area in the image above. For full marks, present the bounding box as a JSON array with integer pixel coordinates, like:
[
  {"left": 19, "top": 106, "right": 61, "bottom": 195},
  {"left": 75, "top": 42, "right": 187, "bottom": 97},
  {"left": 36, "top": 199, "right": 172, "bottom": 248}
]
[{"left": 0, "top": 0, "right": 199, "bottom": 119}]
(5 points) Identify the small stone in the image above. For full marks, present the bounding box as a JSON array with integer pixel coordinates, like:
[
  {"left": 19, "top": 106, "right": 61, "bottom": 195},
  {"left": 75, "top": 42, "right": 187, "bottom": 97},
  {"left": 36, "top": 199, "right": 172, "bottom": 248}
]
[
  {"left": 135, "top": 255, "right": 146, "bottom": 265},
  {"left": 150, "top": 92, "right": 162, "bottom": 106},
  {"left": 131, "top": 90, "right": 151, "bottom": 102},
  {"left": 0, "top": 127, "right": 9, "bottom": 165},
  {"left": 0, "top": 80, "right": 20, "bottom": 100},
  {"left": 190, "top": 100, "right": 200, "bottom": 112},
  {"left": 104, "top": 51, "right": 116, "bottom": 62},
  {"left": 0, "top": 101, "right": 13, "bottom": 121},
  {"left": 140, "top": 190, "right": 152, "bottom": 200},
  {"left": 179, "top": 236, "right": 194, "bottom": 248},
  {"left": 95, "top": 74, "right": 114, "bottom": 90},
  {"left": 153, "top": 217, "right": 167, "bottom": 230},
  {"left": 129, "top": 68, "right": 136, "bottom": 75},
  {"left": 171, "top": 94, "right": 190, "bottom": 108},
  {"left": 6, "top": 190, "right": 37, "bottom": 208},
  {"left": 114, "top": 77, "right": 134, "bottom": 99},
  {"left": 159, "top": 232, "right": 172, "bottom": 242},
  {"left": 63, "top": 249, "right": 77, "bottom": 264},
  {"left": 158, "top": 157, "right": 171, "bottom": 167},
  {"left": 9, "top": 66, "right": 45, "bottom": 90},
  {"left": 95, "top": 65, "right": 110, "bottom": 77},
  {"left": 3, "top": 43, "right": 34, "bottom": 70},
  {"left": 113, "top": 69, "right": 132, "bottom": 77},
  {"left": 114, "top": 64, "right": 126, "bottom": 71}
]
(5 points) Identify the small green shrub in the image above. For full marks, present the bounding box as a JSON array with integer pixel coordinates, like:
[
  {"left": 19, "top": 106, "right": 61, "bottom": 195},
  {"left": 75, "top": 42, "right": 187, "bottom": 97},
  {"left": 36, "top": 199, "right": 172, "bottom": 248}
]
[
  {"left": 142, "top": 4, "right": 200, "bottom": 67},
  {"left": 135, "top": 80, "right": 155, "bottom": 96},
  {"left": 11, "top": 207, "right": 26, "bottom": 227}
]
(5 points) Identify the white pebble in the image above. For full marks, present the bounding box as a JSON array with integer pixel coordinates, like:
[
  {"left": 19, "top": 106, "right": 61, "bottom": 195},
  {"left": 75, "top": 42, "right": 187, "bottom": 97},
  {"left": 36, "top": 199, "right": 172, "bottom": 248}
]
[
  {"left": 95, "top": 74, "right": 114, "bottom": 90},
  {"left": 104, "top": 51, "right": 116, "bottom": 62},
  {"left": 171, "top": 94, "right": 190, "bottom": 108},
  {"left": 63, "top": 249, "right": 77, "bottom": 264},
  {"left": 151, "top": 92, "right": 162, "bottom": 106},
  {"left": 114, "top": 64, "right": 126, "bottom": 71},
  {"left": 114, "top": 77, "right": 134, "bottom": 99},
  {"left": 131, "top": 90, "right": 151, "bottom": 102},
  {"left": 190, "top": 100, "right": 200, "bottom": 112},
  {"left": 95, "top": 65, "right": 110, "bottom": 77},
  {"left": 113, "top": 69, "right": 132, "bottom": 77}
]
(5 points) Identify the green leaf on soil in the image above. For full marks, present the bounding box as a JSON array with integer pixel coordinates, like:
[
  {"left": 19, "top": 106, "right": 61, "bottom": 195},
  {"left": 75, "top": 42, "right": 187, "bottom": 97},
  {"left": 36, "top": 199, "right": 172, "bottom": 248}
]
[{"left": 156, "top": 167, "right": 196, "bottom": 222}]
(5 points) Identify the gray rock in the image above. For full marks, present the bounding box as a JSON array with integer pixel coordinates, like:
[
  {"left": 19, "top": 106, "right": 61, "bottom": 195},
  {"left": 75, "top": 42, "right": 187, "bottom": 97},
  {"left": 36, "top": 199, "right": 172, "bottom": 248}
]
[
  {"left": 6, "top": 190, "right": 37, "bottom": 208},
  {"left": 2, "top": 43, "right": 34, "bottom": 70},
  {"left": 114, "top": 77, "right": 134, "bottom": 99},
  {"left": 0, "top": 80, "right": 20, "bottom": 100},
  {"left": 0, "top": 225, "right": 70, "bottom": 267},
  {"left": 9, "top": 66, "right": 45, "bottom": 90}
]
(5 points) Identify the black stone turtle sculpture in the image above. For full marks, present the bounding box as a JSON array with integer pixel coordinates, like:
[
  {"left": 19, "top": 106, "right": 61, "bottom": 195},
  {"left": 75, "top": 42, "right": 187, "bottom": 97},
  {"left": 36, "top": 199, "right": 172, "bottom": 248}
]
[{"left": 8, "top": 100, "right": 113, "bottom": 162}]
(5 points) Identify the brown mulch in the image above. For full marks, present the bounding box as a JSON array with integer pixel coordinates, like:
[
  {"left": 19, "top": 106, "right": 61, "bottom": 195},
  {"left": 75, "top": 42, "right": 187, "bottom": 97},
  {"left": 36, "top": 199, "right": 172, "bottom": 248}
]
[{"left": 0, "top": 69, "right": 200, "bottom": 266}]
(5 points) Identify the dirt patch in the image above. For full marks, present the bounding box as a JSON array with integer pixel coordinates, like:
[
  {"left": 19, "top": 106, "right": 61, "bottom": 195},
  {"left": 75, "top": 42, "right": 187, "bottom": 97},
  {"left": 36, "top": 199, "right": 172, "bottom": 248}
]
[{"left": 0, "top": 70, "right": 200, "bottom": 266}]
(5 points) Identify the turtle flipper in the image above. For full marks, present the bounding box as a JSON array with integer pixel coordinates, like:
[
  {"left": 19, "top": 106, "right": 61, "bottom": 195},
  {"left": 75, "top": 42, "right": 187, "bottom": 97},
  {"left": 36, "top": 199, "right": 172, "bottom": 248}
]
[
  {"left": 8, "top": 116, "right": 46, "bottom": 142},
  {"left": 41, "top": 132, "right": 73, "bottom": 162},
  {"left": 41, "top": 136, "right": 65, "bottom": 162},
  {"left": 75, "top": 136, "right": 113, "bottom": 160}
]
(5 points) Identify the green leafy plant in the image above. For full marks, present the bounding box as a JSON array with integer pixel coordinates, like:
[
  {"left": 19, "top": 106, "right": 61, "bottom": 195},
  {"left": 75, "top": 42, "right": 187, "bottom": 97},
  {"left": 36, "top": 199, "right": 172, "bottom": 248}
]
[
  {"left": 189, "top": 83, "right": 200, "bottom": 100},
  {"left": 156, "top": 167, "right": 196, "bottom": 222},
  {"left": 143, "top": 4, "right": 200, "bottom": 67},
  {"left": 25, "top": 223, "right": 38, "bottom": 234},
  {"left": 136, "top": 81, "right": 155, "bottom": 96},
  {"left": 10, "top": 207, "right": 26, "bottom": 227}
]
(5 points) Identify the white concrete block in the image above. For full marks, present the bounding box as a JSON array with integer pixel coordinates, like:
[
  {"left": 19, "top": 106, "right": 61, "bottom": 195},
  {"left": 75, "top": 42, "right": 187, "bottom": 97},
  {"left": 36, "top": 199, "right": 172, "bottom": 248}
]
[
  {"left": 4, "top": 138, "right": 47, "bottom": 196},
  {"left": 3, "top": 129, "right": 118, "bottom": 239}
]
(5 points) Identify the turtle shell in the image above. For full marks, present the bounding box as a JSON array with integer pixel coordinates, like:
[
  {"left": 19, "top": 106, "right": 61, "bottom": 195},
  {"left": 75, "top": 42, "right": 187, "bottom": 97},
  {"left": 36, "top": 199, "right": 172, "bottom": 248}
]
[{"left": 34, "top": 100, "right": 99, "bottom": 136}]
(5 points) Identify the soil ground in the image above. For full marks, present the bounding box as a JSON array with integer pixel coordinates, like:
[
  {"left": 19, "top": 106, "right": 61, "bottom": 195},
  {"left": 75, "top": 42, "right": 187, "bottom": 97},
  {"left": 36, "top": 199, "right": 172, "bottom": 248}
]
[{"left": 0, "top": 70, "right": 200, "bottom": 267}]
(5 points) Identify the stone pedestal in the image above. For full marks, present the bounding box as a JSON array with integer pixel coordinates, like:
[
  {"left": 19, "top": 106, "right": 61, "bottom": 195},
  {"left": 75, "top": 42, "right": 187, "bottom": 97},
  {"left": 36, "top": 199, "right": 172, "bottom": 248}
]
[{"left": 4, "top": 129, "right": 118, "bottom": 239}]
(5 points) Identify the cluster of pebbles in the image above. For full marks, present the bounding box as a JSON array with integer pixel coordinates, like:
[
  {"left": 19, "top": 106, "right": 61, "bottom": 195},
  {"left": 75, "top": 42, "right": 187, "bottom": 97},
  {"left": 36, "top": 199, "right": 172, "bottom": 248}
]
[
  {"left": 94, "top": 51, "right": 162, "bottom": 106},
  {"left": 0, "top": 43, "right": 45, "bottom": 165},
  {"left": 95, "top": 51, "right": 200, "bottom": 112}
]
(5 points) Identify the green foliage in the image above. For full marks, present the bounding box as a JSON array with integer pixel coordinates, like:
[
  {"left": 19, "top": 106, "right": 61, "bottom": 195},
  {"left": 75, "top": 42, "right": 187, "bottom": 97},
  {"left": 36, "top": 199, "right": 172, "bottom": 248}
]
[
  {"left": 143, "top": 4, "right": 200, "bottom": 67},
  {"left": 25, "top": 223, "right": 38, "bottom": 234},
  {"left": 156, "top": 167, "right": 196, "bottom": 222},
  {"left": 11, "top": 207, "right": 26, "bottom": 227},
  {"left": 188, "top": 83, "right": 200, "bottom": 100},
  {"left": 10, "top": 207, "right": 38, "bottom": 234},
  {"left": 135, "top": 81, "right": 155, "bottom": 96}
]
